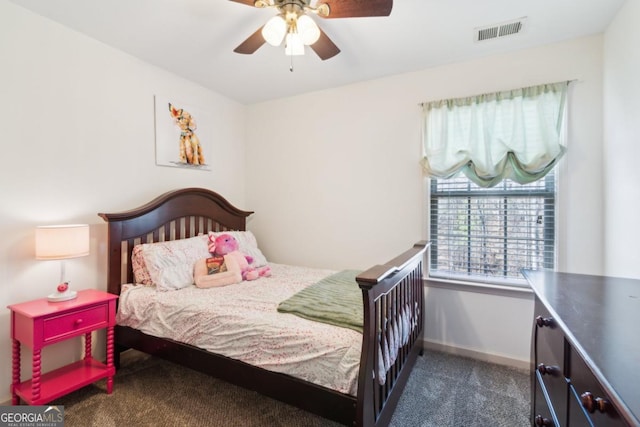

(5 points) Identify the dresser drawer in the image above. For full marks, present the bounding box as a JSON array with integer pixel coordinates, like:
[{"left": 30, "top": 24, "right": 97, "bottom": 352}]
[
  {"left": 534, "top": 375, "right": 559, "bottom": 427},
  {"left": 43, "top": 304, "right": 109, "bottom": 342},
  {"left": 534, "top": 300, "right": 567, "bottom": 425},
  {"left": 534, "top": 301, "right": 564, "bottom": 371},
  {"left": 569, "top": 348, "right": 625, "bottom": 427}
]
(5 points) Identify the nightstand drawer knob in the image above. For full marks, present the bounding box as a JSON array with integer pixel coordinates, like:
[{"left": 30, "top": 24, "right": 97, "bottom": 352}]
[
  {"left": 74, "top": 319, "right": 83, "bottom": 326},
  {"left": 534, "top": 415, "right": 554, "bottom": 426},
  {"left": 580, "top": 391, "right": 611, "bottom": 414},
  {"left": 535, "top": 315, "right": 554, "bottom": 328}
]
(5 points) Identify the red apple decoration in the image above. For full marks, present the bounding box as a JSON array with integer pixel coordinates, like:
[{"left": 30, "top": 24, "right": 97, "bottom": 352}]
[{"left": 57, "top": 282, "right": 69, "bottom": 293}]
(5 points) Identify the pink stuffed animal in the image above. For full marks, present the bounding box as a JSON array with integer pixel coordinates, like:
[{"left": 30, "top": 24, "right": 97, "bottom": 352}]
[{"left": 209, "top": 233, "right": 271, "bottom": 281}]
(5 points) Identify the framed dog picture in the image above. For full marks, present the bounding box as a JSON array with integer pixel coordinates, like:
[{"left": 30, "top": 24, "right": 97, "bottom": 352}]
[{"left": 154, "top": 95, "right": 212, "bottom": 170}]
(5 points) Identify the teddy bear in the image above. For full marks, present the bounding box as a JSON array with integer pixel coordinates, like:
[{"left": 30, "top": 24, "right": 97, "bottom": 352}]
[{"left": 208, "top": 233, "right": 271, "bottom": 281}]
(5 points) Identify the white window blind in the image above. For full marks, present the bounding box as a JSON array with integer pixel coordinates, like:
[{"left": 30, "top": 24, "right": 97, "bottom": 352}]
[{"left": 429, "top": 171, "right": 555, "bottom": 286}]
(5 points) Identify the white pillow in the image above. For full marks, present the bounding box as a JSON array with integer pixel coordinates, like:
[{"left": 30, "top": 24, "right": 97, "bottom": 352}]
[
  {"left": 208, "top": 230, "right": 268, "bottom": 267},
  {"left": 133, "top": 235, "right": 210, "bottom": 291}
]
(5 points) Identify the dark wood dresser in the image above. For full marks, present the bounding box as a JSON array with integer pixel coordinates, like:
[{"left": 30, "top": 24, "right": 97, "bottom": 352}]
[{"left": 523, "top": 270, "right": 640, "bottom": 427}]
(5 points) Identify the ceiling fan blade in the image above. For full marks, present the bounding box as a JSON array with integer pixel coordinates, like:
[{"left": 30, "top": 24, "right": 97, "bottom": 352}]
[
  {"left": 234, "top": 27, "right": 266, "bottom": 54},
  {"left": 310, "top": 29, "right": 340, "bottom": 60},
  {"left": 228, "top": 0, "right": 257, "bottom": 6},
  {"left": 317, "top": 0, "right": 393, "bottom": 18}
]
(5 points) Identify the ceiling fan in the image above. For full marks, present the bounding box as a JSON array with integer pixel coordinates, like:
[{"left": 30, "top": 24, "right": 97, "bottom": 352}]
[{"left": 230, "top": 0, "right": 393, "bottom": 60}]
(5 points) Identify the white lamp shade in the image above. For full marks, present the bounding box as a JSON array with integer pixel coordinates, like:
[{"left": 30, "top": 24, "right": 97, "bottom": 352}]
[
  {"left": 35, "top": 224, "right": 90, "bottom": 260},
  {"left": 262, "top": 15, "right": 287, "bottom": 46},
  {"left": 285, "top": 32, "right": 305, "bottom": 56},
  {"left": 297, "top": 15, "right": 320, "bottom": 45}
]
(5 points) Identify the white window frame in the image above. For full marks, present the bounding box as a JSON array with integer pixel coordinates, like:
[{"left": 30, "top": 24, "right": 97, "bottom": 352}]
[{"left": 426, "top": 171, "right": 558, "bottom": 289}]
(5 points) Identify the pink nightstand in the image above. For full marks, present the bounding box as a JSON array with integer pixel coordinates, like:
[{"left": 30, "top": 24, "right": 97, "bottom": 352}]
[{"left": 8, "top": 289, "right": 118, "bottom": 405}]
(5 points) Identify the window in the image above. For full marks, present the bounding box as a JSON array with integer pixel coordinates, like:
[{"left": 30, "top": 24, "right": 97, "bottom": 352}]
[
  {"left": 429, "top": 171, "right": 555, "bottom": 286},
  {"left": 421, "top": 82, "right": 569, "bottom": 286}
]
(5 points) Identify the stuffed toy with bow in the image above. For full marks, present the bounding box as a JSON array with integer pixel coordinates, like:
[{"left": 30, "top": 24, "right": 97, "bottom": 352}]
[{"left": 208, "top": 233, "right": 271, "bottom": 281}]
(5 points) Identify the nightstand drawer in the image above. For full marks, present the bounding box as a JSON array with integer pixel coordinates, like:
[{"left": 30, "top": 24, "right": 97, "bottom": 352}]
[{"left": 43, "top": 304, "right": 108, "bottom": 342}]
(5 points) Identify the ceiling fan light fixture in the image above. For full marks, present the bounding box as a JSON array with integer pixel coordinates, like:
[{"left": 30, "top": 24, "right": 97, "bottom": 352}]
[
  {"left": 254, "top": 0, "right": 271, "bottom": 8},
  {"left": 284, "top": 32, "right": 305, "bottom": 56},
  {"left": 262, "top": 15, "right": 287, "bottom": 46},
  {"left": 232, "top": 0, "right": 393, "bottom": 61},
  {"left": 296, "top": 14, "right": 320, "bottom": 45},
  {"left": 314, "top": 3, "right": 330, "bottom": 17}
]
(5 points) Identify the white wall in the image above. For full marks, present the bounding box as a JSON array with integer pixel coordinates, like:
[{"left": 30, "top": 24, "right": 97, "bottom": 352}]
[
  {"left": 0, "top": 1, "right": 246, "bottom": 403},
  {"left": 246, "top": 35, "right": 605, "bottom": 365},
  {"left": 603, "top": 0, "right": 640, "bottom": 279}
]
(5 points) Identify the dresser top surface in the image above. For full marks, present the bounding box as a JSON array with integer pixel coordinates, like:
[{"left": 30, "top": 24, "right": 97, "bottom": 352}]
[{"left": 523, "top": 269, "right": 640, "bottom": 425}]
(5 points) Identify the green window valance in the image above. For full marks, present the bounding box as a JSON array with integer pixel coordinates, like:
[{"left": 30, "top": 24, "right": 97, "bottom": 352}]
[{"left": 420, "top": 81, "right": 569, "bottom": 187}]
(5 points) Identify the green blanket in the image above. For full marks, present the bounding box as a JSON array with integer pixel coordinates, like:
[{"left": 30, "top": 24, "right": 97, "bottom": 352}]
[{"left": 277, "top": 270, "right": 363, "bottom": 333}]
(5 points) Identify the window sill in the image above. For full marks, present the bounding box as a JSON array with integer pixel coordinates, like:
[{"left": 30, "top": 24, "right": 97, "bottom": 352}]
[{"left": 424, "top": 276, "right": 534, "bottom": 299}]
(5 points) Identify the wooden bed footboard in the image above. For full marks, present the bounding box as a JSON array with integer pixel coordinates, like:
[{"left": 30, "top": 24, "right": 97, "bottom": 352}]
[
  {"left": 356, "top": 241, "right": 429, "bottom": 427},
  {"left": 99, "top": 188, "right": 428, "bottom": 427}
]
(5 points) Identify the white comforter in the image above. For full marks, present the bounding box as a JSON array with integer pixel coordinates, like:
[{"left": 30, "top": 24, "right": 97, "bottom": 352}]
[{"left": 116, "top": 263, "right": 362, "bottom": 396}]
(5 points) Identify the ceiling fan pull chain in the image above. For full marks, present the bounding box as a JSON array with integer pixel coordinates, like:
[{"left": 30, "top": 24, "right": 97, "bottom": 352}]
[{"left": 290, "top": 54, "right": 294, "bottom": 72}]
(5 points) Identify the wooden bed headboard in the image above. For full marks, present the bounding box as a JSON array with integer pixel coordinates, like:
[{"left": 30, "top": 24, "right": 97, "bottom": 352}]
[{"left": 98, "top": 188, "right": 253, "bottom": 296}]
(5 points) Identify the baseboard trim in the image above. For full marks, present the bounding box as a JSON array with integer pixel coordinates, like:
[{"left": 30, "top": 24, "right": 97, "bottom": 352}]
[{"left": 422, "top": 340, "right": 529, "bottom": 371}]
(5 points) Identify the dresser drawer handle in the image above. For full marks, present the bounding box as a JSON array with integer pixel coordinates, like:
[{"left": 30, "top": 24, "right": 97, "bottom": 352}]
[
  {"left": 537, "top": 363, "right": 560, "bottom": 376},
  {"left": 580, "top": 391, "right": 611, "bottom": 414},
  {"left": 535, "top": 315, "right": 554, "bottom": 328},
  {"left": 74, "top": 319, "right": 83, "bottom": 327},
  {"left": 534, "top": 414, "right": 554, "bottom": 426}
]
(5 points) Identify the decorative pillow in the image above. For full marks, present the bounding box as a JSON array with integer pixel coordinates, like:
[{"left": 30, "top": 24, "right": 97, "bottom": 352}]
[
  {"left": 193, "top": 255, "right": 242, "bottom": 288},
  {"left": 131, "top": 245, "right": 153, "bottom": 285},
  {"left": 131, "top": 235, "right": 210, "bottom": 290},
  {"left": 208, "top": 230, "right": 268, "bottom": 267}
]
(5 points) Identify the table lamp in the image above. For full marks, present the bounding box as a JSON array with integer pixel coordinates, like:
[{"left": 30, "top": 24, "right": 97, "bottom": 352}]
[{"left": 35, "top": 224, "right": 90, "bottom": 302}]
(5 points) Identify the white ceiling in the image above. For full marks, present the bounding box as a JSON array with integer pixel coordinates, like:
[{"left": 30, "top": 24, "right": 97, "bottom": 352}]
[{"left": 10, "top": 0, "right": 625, "bottom": 104}]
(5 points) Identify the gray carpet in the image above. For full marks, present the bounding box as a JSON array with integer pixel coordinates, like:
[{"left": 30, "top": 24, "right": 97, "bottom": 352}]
[{"left": 53, "top": 350, "right": 530, "bottom": 426}]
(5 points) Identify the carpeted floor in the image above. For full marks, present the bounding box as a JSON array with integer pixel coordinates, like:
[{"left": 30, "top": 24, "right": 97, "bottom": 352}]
[{"left": 53, "top": 349, "right": 530, "bottom": 426}]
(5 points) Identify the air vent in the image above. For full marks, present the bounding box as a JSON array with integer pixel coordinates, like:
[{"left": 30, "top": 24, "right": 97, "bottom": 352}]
[{"left": 475, "top": 17, "right": 526, "bottom": 42}]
